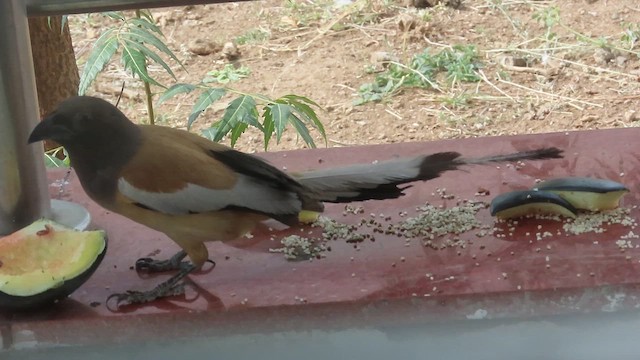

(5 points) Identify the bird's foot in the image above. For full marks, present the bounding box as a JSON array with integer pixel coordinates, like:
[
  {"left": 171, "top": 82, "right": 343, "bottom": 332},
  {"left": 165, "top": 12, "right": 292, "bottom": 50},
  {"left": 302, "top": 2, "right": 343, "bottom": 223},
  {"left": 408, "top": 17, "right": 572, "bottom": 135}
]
[
  {"left": 108, "top": 264, "right": 196, "bottom": 306},
  {"left": 135, "top": 250, "right": 190, "bottom": 273},
  {"left": 135, "top": 250, "right": 215, "bottom": 273}
]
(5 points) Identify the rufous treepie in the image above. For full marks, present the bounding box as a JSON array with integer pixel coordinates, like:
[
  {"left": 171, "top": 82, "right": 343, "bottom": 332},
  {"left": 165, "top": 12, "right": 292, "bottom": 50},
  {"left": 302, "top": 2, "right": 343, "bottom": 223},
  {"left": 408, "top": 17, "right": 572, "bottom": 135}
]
[{"left": 28, "top": 96, "right": 563, "bottom": 305}]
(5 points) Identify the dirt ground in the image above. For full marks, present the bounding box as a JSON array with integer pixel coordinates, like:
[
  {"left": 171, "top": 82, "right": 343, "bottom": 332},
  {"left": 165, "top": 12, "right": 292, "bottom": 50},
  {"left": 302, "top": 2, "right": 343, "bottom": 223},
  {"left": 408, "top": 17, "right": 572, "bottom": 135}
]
[{"left": 69, "top": 0, "right": 640, "bottom": 153}]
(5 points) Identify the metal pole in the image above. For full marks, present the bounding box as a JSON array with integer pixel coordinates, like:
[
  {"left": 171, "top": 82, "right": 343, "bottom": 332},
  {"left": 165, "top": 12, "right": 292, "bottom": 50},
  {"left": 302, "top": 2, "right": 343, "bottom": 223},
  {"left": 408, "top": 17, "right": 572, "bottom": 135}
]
[{"left": 0, "top": 0, "right": 51, "bottom": 235}]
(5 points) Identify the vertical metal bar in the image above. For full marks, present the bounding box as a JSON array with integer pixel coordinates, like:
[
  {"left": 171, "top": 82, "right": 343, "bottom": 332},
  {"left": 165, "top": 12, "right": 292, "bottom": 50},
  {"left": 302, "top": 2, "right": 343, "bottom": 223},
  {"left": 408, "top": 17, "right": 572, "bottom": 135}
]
[{"left": 0, "top": 0, "right": 51, "bottom": 235}]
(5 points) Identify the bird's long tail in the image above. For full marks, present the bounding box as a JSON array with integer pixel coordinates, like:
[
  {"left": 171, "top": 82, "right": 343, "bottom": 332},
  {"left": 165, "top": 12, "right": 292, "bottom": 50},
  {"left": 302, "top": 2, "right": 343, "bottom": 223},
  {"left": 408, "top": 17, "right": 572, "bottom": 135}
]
[{"left": 297, "top": 147, "right": 562, "bottom": 203}]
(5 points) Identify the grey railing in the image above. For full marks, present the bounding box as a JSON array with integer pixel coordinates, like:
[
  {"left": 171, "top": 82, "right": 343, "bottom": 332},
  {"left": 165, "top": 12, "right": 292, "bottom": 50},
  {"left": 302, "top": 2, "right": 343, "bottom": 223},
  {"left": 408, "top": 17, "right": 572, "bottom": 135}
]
[
  {"left": 0, "top": 0, "right": 236, "bottom": 234},
  {"left": 25, "top": 0, "right": 248, "bottom": 15}
]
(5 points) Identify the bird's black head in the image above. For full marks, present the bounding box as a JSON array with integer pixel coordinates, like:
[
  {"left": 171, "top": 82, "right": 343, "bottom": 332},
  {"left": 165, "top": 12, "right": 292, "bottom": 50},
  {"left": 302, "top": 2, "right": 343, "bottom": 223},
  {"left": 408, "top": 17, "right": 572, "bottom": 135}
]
[{"left": 28, "top": 96, "right": 140, "bottom": 152}]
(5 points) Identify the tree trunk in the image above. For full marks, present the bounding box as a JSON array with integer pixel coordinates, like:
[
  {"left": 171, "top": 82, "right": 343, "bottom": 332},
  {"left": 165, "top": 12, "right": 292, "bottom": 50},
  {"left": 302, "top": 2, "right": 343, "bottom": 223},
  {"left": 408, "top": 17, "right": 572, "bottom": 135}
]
[{"left": 28, "top": 16, "right": 79, "bottom": 151}]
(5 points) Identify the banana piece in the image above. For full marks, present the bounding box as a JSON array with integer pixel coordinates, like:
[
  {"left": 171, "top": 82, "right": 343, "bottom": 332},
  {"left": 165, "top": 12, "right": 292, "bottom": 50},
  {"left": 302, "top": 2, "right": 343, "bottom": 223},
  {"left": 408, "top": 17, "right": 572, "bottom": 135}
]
[
  {"left": 534, "top": 177, "right": 629, "bottom": 211},
  {"left": 298, "top": 210, "right": 321, "bottom": 224},
  {"left": 490, "top": 190, "right": 578, "bottom": 219}
]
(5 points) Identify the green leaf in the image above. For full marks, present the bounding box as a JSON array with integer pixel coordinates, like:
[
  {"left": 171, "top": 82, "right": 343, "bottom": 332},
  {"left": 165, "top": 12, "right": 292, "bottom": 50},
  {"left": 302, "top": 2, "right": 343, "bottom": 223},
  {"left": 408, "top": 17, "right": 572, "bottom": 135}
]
[
  {"left": 204, "top": 65, "right": 250, "bottom": 84},
  {"left": 60, "top": 15, "right": 68, "bottom": 34},
  {"left": 123, "top": 38, "right": 176, "bottom": 80},
  {"left": 44, "top": 154, "right": 66, "bottom": 168},
  {"left": 127, "top": 27, "right": 183, "bottom": 70},
  {"left": 78, "top": 29, "right": 118, "bottom": 95},
  {"left": 288, "top": 114, "right": 316, "bottom": 148},
  {"left": 201, "top": 124, "right": 220, "bottom": 141},
  {"left": 215, "top": 95, "right": 257, "bottom": 142},
  {"left": 229, "top": 122, "right": 249, "bottom": 147},
  {"left": 282, "top": 94, "right": 321, "bottom": 108},
  {"left": 103, "top": 11, "right": 125, "bottom": 21},
  {"left": 281, "top": 95, "right": 326, "bottom": 144},
  {"left": 47, "top": 15, "right": 68, "bottom": 33},
  {"left": 266, "top": 103, "right": 291, "bottom": 143},
  {"left": 188, "top": 88, "right": 227, "bottom": 129},
  {"left": 137, "top": 9, "right": 155, "bottom": 22},
  {"left": 129, "top": 17, "right": 163, "bottom": 35},
  {"left": 262, "top": 106, "right": 275, "bottom": 150},
  {"left": 121, "top": 46, "right": 162, "bottom": 87},
  {"left": 44, "top": 147, "right": 69, "bottom": 168},
  {"left": 157, "top": 83, "right": 197, "bottom": 104},
  {"left": 239, "top": 107, "right": 263, "bottom": 131}
]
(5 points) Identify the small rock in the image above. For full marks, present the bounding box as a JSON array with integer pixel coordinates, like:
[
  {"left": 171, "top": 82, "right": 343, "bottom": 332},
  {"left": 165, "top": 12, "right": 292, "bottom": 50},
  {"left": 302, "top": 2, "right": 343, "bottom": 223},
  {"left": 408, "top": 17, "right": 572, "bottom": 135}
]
[
  {"left": 397, "top": 13, "right": 417, "bottom": 32},
  {"left": 183, "top": 19, "right": 202, "bottom": 27},
  {"left": 501, "top": 56, "right": 527, "bottom": 67},
  {"left": 370, "top": 51, "right": 399, "bottom": 71},
  {"left": 280, "top": 15, "right": 299, "bottom": 28},
  {"left": 615, "top": 56, "right": 628, "bottom": 67},
  {"left": 188, "top": 39, "right": 219, "bottom": 56},
  {"left": 85, "top": 28, "right": 98, "bottom": 40},
  {"left": 404, "top": 0, "right": 430, "bottom": 8},
  {"left": 155, "top": 11, "right": 174, "bottom": 27},
  {"left": 222, "top": 41, "right": 240, "bottom": 60},
  {"left": 624, "top": 110, "right": 637, "bottom": 122},
  {"left": 593, "top": 47, "right": 614, "bottom": 65},
  {"left": 186, "top": 12, "right": 202, "bottom": 20},
  {"left": 404, "top": 0, "right": 461, "bottom": 8},
  {"left": 580, "top": 115, "right": 598, "bottom": 123}
]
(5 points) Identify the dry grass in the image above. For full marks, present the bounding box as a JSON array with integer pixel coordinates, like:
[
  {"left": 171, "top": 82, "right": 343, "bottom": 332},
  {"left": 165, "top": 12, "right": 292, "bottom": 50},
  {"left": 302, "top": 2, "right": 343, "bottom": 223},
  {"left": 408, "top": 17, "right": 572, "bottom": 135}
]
[{"left": 67, "top": 0, "right": 640, "bottom": 153}]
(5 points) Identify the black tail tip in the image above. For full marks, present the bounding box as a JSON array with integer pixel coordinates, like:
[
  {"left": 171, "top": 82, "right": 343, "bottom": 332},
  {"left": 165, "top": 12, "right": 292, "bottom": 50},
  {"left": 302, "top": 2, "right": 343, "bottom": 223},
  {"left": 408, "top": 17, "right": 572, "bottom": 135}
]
[{"left": 531, "top": 147, "right": 564, "bottom": 160}]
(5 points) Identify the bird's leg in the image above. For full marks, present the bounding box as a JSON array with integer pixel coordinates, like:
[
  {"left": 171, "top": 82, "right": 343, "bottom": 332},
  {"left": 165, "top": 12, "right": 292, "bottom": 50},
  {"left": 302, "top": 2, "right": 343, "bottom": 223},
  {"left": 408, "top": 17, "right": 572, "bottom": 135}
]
[
  {"left": 108, "top": 263, "right": 196, "bottom": 306},
  {"left": 135, "top": 250, "right": 189, "bottom": 273}
]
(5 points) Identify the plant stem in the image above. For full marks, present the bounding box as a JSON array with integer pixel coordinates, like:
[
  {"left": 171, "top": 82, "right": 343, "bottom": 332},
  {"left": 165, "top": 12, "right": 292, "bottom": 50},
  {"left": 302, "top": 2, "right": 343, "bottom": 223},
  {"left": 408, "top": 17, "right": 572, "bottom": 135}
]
[
  {"left": 143, "top": 80, "right": 155, "bottom": 125},
  {"left": 135, "top": 9, "right": 155, "bottom": 125}
]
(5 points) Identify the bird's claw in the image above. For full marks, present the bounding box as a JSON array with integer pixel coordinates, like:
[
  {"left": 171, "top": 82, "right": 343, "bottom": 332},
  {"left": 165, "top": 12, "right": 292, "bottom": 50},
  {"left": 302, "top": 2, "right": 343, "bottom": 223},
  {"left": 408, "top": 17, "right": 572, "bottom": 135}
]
[
  {"left": 135, "top": 250, "right": 189, "bottom": 273},
  {"left": 107, "top": 281, "right": 187, "bottom": 307},
  {"left": 135, "top": 257, "right": 178, "bottom": 272},
  {"left": 135, "top": 257, "right": 159, "bottom": 271},
  {"left": 108, "top": 263, "right": 197, "bottom": 308}
]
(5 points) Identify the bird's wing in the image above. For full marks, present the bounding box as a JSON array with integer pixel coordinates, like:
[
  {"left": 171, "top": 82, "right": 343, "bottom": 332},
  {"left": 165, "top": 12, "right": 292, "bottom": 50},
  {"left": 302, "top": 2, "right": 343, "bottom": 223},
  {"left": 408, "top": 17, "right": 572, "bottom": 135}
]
[{"left": 116, "top": 125, "right": 312, "bottom": 221}]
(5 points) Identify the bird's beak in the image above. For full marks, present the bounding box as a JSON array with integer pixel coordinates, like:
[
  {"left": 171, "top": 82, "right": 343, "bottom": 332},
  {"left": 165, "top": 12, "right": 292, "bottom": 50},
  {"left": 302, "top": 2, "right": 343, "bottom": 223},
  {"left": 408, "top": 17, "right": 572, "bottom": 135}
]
[{"left": 28, "top": 116, "right": 71, "bottom": 144}]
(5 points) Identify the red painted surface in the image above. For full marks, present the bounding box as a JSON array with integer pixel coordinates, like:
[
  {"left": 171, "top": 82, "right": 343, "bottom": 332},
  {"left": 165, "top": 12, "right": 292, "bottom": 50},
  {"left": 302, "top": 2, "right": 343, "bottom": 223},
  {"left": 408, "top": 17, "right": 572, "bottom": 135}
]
[{"left": 2, "top": 129, "right": 640, "bottom": 350}]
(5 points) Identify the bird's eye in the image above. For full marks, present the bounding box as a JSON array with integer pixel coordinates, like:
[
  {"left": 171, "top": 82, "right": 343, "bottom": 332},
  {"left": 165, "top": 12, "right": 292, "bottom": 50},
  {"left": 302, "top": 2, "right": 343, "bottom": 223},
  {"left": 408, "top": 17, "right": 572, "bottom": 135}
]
[
  {"left": 47, "top": 113, "right": 62, "bottom": 124},
  {"left": 71, "top": 114, "right": 91, "bottom": 131}
]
